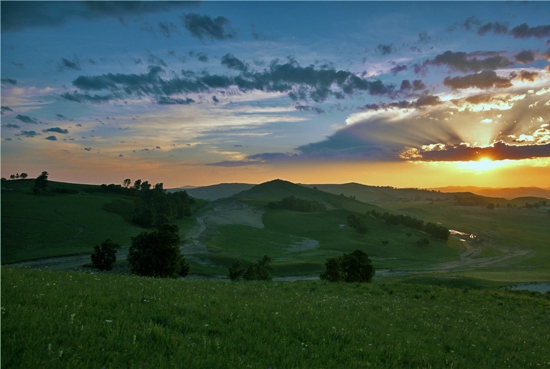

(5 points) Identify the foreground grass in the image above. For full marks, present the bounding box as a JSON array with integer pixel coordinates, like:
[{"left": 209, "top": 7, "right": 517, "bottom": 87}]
[{"left": 2, "top": 267, "right": 549, "bottom": 368}]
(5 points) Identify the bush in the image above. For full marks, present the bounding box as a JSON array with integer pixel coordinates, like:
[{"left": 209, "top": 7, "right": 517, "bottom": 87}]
[
  {"left": 320, "top": 249, "right": 375, "bottom": 283},
  {"left": 91, "top": 239, "right": 120, "bottom": 271},
  {"left": 128, "top": 224, "right": 190, "bottom": 278},
  {"left": 417, "top": 238, "right": 430, "bottom": 246}
]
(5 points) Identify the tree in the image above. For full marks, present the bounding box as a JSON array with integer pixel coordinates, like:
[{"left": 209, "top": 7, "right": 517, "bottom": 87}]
[
  {"left": 320, "top": 249, "right": 375, "bottom": 283},
  {"left": 487, "top": 203, "right": 495, "bottom": 210},
  {"left": 20, "top": 173, "right": 28, "bottom": 179},
  {"left": 228, "top": 260, "right": 245, "bottom": 281},
  {"left": 123, "top": 178, "right": 131, "bottom": 188},
  {"left": 340, "top": 250, "right": 375, "bottom": 283},
  {"left": 242, "top": 255, "right": 272, "bottom": 281},
  {"left": 33, "top": 171, "right": 49, "bottom": 194},
  {"left": 319, "top": 257, "right": 342, "bottom": 282},
  {"left": 91, "top": 239, "right": 120, "bottom": 271},
  {"left": 128, "top": 224, "right": 190, "bottom": 278}
]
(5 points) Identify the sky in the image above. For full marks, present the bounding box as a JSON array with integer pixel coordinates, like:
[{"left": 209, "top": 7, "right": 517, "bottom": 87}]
[{"left": 2, "top": 1, "right": 550, "bottom": 189}]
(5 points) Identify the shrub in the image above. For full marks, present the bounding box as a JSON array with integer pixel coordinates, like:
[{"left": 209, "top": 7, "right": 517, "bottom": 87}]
[
  {"left": 417, "top": 238, "right": 430, "bottom": 246},
  {"left": 128, "top": 224, "right": 190, "bottom": 278},
  {"left": 320, "top": 249, "right": 375, "bottom": 283},
  {"left": 91, "top": 239, "right": 120, "bottom": 271}
]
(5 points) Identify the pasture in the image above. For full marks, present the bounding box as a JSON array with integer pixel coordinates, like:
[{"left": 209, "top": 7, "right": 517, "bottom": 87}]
[{"left": 2, "top": 267, "right": 549, "bottom": 368}]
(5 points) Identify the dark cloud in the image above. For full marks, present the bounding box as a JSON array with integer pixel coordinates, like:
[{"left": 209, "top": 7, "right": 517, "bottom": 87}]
[
  {"left": 294, "top": 105, "right": 325, "bottom": 114},
  {"left": 45, "top": 135, "right": 57, "bottom": 141},
  {"left": 1, "top": 77, "right": 17, "bottom": 85},
  {"left": 212, "top": 95, "right": 219, "bottom": 103},
  {"left": 377, "top": 44, "right": 394, "bottom": 55},
  {"left": 4, "top": 123, "right": 20, "bottom": 129},
  {"left": 510, "top": 23, "right": 550, "bottom": 39},
  {"left": 1, "top": 106, "right": 14, "bottom": 114},
  {"left": 512, "top": 70, "right": 539, "bottom": 82},
  {"left": 443, "top": 70, "right": 512, "bottom": 90},
  {"left": 461, "top": 16, "right": 482, "bottom": 31},
  {"left": 158, "top": 21, "right": 177, "bottom": 38},
  {"left": 405, "top": 141, "right": 550, "bottom": 162},
  {"left": 399, "top": 79, "right": 426, "bottom": 91},
  {"left": 16, "top": 115, "right": 39, "bottom": 124},
  {"left": 60, "top": 92, "right": 115, "bottom": 103},
  {"left": 221, "top": 54, "right": 247, "bottom": 71},
  {"left": 20, "top": 130, "right": 39, "bottom": 137},
  {"left": 56, "top": 114, "right": 69, "bottom": 120},
  {"left": 64, "top": 59, "right": 395, "bottom": 104},
  {"left": 58, "top": 57, "right": 81, "bottom": 71},
  {"left": 360, "top": 93, "right": 441, "bottom": 111},
  {"left": 514, "top": 50, "right": 536, "bottom": 64},
  {"left": 83, "top": 147, "right": 92, "bottom": 152},
  {"left": 196, "top": 52, "right": 209, "bottom": 63},
  {"left": 43, "top": 127, "right": 69, "bottom": 134},
  {"left": 417, "top": 32, "right": 431, "bottom": 44},
  {"left": 461, "top": 18, "right": 550, "bottom": 40},
  {"left": 156, "top": 96, "right": 195, "bottom": 105},
  {"left": 424, "top": 51, "right": 513, "bottom": 73},
  {"left": 1, "top": 1, "right": 197, "bottom": 32},
  {"left": 477, "top": 21, "right": 509, "bottom": 36},
  {"left": 390, "top": 65, "right": 407, "bottom": 75},
  {"left": 180, "top": 13, "right": 238, "bottom": 41}
]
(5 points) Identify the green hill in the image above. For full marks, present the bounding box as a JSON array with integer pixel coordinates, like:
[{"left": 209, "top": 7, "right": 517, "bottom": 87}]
[{"left": 177, "top": 183, "right": 254, "bottom": 200}]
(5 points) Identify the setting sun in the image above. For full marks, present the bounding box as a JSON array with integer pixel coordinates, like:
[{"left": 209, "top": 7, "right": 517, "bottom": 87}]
[{"left": 455, "top": 157, "right": 508, "bottom": 173}]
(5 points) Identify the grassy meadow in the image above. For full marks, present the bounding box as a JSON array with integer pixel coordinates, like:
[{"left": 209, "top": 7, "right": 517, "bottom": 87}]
[
  {"left": 2, "top": 267, "right": 550, "bottom": 368},
  {"left": 1, "top": 180, "right": 204, "bottom": 264}
]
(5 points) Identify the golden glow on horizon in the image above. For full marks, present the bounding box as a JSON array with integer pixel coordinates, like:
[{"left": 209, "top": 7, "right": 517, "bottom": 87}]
[{"left": 450, "top": 157, "right": 507, "bottom": 173}]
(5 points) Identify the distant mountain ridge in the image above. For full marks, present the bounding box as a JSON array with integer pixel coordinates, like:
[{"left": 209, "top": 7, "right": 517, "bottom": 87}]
[
  {"left": 433, "top": 186, "right": 550, "bottom": 200},
  {"left": 174, "top": 181, "right": 550, "bottom": 202}
]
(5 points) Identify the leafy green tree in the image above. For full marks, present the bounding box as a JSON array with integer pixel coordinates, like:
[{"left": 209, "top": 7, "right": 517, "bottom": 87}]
[
  {"left": 91, "top": 239, "right": 120, "bottom": 271},
  {"left": 228, "top": 260, "right": 245, "bottom": 281},
  {"left": 33, "top": 171, "right": 49, "bottom": 194},
  {"left": 20, "top": 173, "right": 28, "bottom": 179},
  {"left": 319, "top": 257, "right": 342, "bottom": 282},
  {"left": 243, "top": 255, "right": 272, "bottom": 281},
  {"left": 128, "top": 224, "right": 190, "bottom": 278},
  {"left": 320, "top": 249, "right": 375, "bottom": 283},
  {"left": 123, "top": 178, "right": 131, "bottom": 188}
]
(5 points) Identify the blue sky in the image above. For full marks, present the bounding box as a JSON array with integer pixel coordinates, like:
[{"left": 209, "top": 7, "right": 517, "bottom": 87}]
[{"left": 2, "top": 1, "right": 550, "bottom": 188}]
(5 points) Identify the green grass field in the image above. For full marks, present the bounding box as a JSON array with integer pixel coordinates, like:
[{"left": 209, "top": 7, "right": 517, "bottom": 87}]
[
  {"left": 3, "top": 179, "right": 548, "bottom": 283},
  {"left": 1, "top": 180, "right": 204, "bottom": 264},
  {"left": 2, "top": 267, "right": 549, "bottom": 368}
]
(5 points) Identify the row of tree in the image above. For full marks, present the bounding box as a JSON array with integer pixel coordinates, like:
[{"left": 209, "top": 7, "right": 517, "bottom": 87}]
[
  {"left": 368, "top": 210, "right": 450, "bottom": 241},
  {"left": 94, "top": 179, "right": 195, "bottom": 228},
  {"left": 268, "top": 196, "right": 326, "bottom": 212},
  {"left": 7, "top": 173, "right": 28, "bottom": 180}
]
